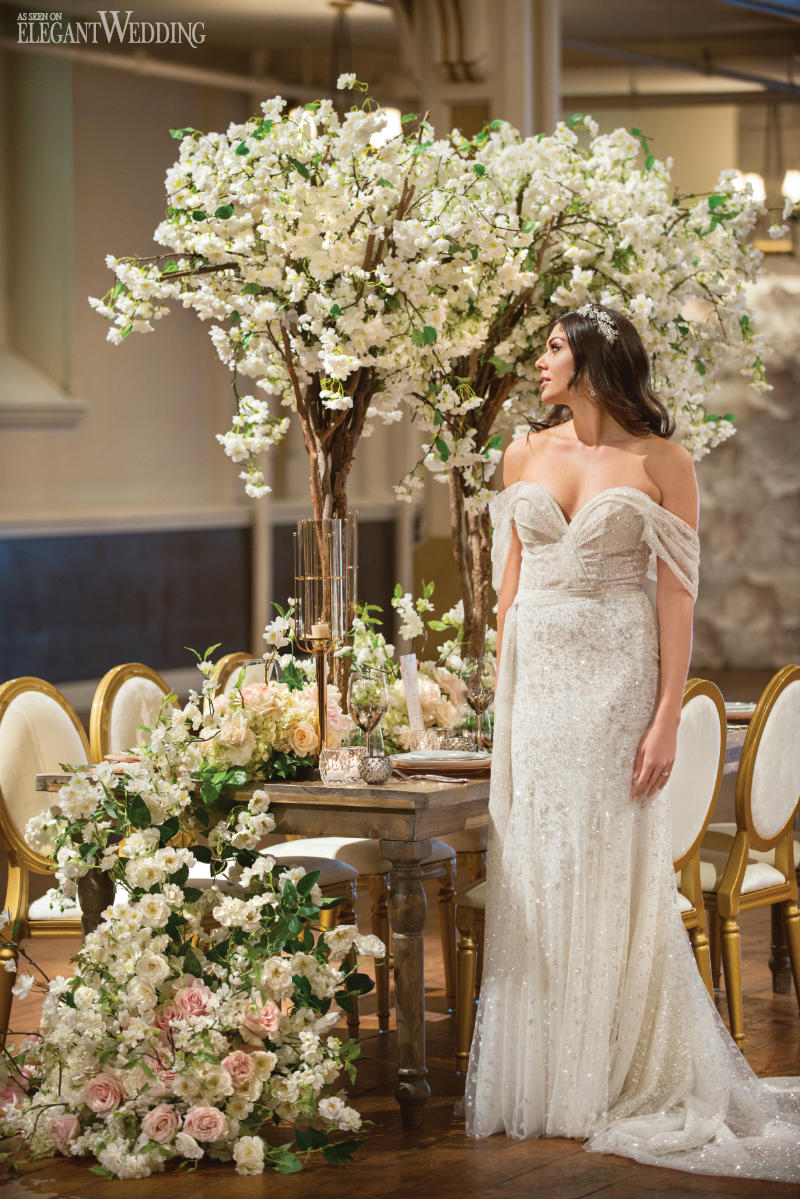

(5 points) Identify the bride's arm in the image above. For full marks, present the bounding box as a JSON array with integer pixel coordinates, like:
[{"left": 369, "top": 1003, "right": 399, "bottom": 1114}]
[
  {"left": 632, "top": 443, "right": 699, "bottom": 799},
  {"left": 495, "top": 442, "right": 526, "bottom": 673}
]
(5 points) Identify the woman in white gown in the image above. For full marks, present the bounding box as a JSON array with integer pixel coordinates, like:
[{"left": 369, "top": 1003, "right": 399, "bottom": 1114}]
[{"left": 463, "top": 304, "right": 800, "bottom": 1181}]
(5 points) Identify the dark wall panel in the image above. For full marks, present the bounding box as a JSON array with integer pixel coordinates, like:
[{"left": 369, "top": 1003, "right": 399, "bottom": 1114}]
[{"left": 0, "top": 529, "right": 251, "bottom": 683}]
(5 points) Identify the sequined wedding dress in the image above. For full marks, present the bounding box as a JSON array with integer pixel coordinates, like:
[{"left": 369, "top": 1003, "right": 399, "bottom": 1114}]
[{"left": 463, "top": 481, "right": 800, "bottom": 1181}]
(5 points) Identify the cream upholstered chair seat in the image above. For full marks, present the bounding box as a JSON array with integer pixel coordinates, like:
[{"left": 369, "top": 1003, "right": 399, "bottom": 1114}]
[
  {"left": 269, "top": 835, "right": 454, "bottom": 875},
  {"left": 676, "top": 889, "right": 692, "bottom": 914},
  {"left": 698, "top": 855, "right": 786, "bottom": 896},
  {"left": 457, "top": 879, "right": 486, "bottom": 909},
  {"left": 188, "top": 856, "right": 357, "bottom": 891},
  {"left": 90, "top": 663, "right": 173, "bottom": 761},
  {"left": 700, "top": 664, "right": 800, "bottom": 1048}
]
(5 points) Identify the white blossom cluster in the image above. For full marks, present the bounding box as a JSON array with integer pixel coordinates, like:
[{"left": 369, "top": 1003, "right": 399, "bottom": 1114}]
[{"left": 396, "top": 119, "right": 769, "bottom": 507}]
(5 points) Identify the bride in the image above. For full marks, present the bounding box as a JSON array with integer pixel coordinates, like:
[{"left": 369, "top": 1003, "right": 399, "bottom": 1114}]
[{"left": 462, "top": 304, "right": 799, "bottom": 1181}]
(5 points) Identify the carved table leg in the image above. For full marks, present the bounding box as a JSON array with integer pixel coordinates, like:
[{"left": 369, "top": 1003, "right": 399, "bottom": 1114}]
[
  {"left": 77, "top": 869, "right": 115, "bottom": 940},
  {"left": 382, "top": 837, "right": 432, "bottom": 1130}
]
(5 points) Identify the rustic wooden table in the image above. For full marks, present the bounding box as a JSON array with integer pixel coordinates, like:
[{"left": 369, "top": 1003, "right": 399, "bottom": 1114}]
[{"left": 36, "top": 771, "right": 491, "bottom": 1131}]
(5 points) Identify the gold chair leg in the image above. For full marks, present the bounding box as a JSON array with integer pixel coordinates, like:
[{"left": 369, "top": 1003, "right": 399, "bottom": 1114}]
[
  {"left": 339, "top": 889, "right": 359, "bottom": 1041},
  {"left": 455, "top": 915, "right": 477, "bottom": 1074},
  {"left": 708, "top": 907, "right": 721, "bottom": 990},
  {"left": 782, "top": 897, "right": 800, "bottom": 1013},
  {"left": 689, "top": 925, "right": 713, "bottom": 996},
  {"left": 720, "top": 915, "right": 744, "bottom": 1049},
  {"left": 368, "top": 875, "right": 391, "bottom": 1034},
  {"left": 0, "top": 943, "right": 17, "bottom": 1045},
  {"left": 438, "top": 860, "right": 457, "bottom": 1012}
]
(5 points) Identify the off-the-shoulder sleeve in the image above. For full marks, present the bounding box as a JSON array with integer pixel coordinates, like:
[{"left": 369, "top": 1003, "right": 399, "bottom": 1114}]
[
  {"left": 645, "top": 504, "right": 700, "bottom": 600},
  {"left": 489, "top": 484, "right": 521, "bottom": 595}
]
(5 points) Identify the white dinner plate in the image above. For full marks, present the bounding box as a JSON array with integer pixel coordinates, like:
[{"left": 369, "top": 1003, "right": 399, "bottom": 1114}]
[{"left": 394, "top": 751, "right": 491, "bottom": 764}]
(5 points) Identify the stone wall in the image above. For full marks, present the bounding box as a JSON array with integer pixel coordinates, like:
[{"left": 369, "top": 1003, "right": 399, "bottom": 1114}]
[{"left": 693, "top": 263, "right": 800, "bottom": 669}]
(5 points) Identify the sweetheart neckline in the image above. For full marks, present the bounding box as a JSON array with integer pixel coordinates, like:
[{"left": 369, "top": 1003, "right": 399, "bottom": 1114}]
[{"left": 502, "top": 481, "right": 683, "bottom": 531}]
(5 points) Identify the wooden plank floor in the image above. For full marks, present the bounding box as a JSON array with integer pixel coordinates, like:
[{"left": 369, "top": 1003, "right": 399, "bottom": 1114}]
[{"left": 3, "top": 880, "right": 799, "bottom": 1199}]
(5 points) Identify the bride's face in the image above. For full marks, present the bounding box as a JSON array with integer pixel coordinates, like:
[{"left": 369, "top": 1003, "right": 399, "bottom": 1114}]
[{"left": 535, "top": 325, "right": 576, "bottom": 405}]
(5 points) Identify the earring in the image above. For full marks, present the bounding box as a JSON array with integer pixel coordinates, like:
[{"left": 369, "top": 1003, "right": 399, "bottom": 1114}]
[{"left": 589, "top": 384, "right": 596, "bottom": 397}]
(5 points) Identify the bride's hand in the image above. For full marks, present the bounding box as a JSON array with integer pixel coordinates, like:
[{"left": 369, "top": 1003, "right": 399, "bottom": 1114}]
[{"left": 632, "top": 716, "right": 678, "bottom": 800}]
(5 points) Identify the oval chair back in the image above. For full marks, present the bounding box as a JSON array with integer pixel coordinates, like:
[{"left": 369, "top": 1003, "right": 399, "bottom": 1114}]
[
  {"left": 666, "top": 678, "right": 726, "bottom": 996},
  {"left": 89, "top": 662, "right": 173, "bottom": 761},
  {"left": 669, "top": 678, "right": 727, "bottom": 871},
  {"left": 737, "top": 664, "right": 800, "bottom": 855}
]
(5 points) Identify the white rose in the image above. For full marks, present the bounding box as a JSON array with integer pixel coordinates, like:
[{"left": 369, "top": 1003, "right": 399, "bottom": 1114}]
[
  {"left": 288, "top": 722, "right": 318, "bottom": 757},
  {"left": 233, "top": 1135, "right": 265, "bottom": 1176}
]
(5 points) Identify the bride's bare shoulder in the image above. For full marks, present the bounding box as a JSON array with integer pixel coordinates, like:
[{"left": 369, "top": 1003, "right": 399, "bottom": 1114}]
[
  {"left": 503, "top": 426, "right": 555, "bottom": 487},
  {"left": 644, "top": 437, "right": 698, "bottom": 527}
]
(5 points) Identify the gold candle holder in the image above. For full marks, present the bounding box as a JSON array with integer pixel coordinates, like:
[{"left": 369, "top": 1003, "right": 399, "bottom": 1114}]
[{"left": 293, "top": 515, "right": 358, "bottom": 750}]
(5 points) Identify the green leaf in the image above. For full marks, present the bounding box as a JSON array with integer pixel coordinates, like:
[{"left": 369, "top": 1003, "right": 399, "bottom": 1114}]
[
  {"left": 433, "top": 436, "right": 450, "bottom": 462},
  {"left": 427, "top": 619, "right": 446, "bottom": 631},
  {"left": 184, "top": 946, "right": 203, "bottom": 976},
  {"left": 90, "top": 1165, "right": 115, "bottom": 1178},
  {"left": 192, "top": 844, "right": 212, "bottom": 863},
  {"left": 159, "top": 816, "right": 179, "bottom": 846},
  {"left": 486, "top": 434, "right": 503, "bottom": 451},
  {"left": 214, "top": 204, "right": 234, "bottom": 219},
  {"left": 169, "top": 127, "right": 198, "bottom": 139},
  {"left": 723, "top": 412, "right": 737, "bottom": 422},
  {"left": 329, "top": 304, "right": 342, "bottom": 317},
  {"left": 241, "top": 282, "right": 267, "bottom": 295},
  {"left": 289, "top": 157, "right": 310, "bottom": 179},
  {"left": 304, "top": 100, "right": 321, "bottom": 112},
  {"left": 645, "top": 154, "right": 655, "bottom": 170},
  {"left": 297, "top": 870, "right": 320, "bottom": 897},
  {"left": 708, "top": 194, "right": 728, "bottom": 211},
  {"left": 567, "top": 113, "right": 584, "bottom": 129},
  {"left": 401, "top": 112, "right": 418, "bottom": 124},
  {"left": 473, "top": 163, "right": 486, "bottom": 177},
  {"left": 295, "top": 1126, "right": 327, "bottom": 1151},
  {"left": 521, "top": 219, "right": 534, "bottom": 233},
  {"left": 377, "top": 177, "right": 395, "bottom": 188},
  {"left": 322, "top": 1139, "right": 361, "bottom": 1164},
  {"left": 190, "top": 209, "right": 206, "bottom": 221},
  {"left": 345, "top": 971, "right": 375, "bottom": 996},
  {"left": 411, "top": 325, "right": 437, "bottom": 347},
  {"left": 235, "top": 142, "right": 250, "bottom": 156},
  {"left": 489, "top": 355, "right": 514, "bottom": 377},
  {"left": 128, "top": 795, "right": 152, "bottom": 829}
]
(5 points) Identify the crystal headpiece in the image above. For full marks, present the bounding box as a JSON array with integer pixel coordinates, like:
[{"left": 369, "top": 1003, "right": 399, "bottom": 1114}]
[{"left": 576, "top": 304, "right": 618, "bottom": 345}]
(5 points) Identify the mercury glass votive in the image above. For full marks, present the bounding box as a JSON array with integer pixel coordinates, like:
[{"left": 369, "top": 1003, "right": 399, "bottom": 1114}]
[
  {"left": 318, "top": 745, "right": 367, "bottom": 787},
  {"left": 359, "top": 754, "right": 393, "bottom": 785}
]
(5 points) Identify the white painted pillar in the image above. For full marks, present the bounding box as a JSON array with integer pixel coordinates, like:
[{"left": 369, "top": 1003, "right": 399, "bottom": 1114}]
[{"left": 490, "top": 0, "right": 561, "bottom": 136}]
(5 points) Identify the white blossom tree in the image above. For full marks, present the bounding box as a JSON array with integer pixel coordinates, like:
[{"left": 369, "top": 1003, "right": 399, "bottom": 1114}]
[{"left": 396, "top": 116, "right": 769, "bottom": 656}]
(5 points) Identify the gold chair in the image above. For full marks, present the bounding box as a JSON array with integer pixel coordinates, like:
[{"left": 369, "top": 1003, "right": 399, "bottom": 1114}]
[
  {"left": 268, "top": 836, "right": 458, "bottom": 1031},
  {"left": 700, "top": 664, "right": 800, "bottom": 1048},
  {"left": 0, "top": 677, "right": 90, "bottom": 1038},
  {"left": 453, "top": 678, "right": 727, "bottom": 1072},
  {"left": 667, "top": 678, "right": 727, "bottom": 996},
  {"left": 210, "top": 652, "right": 257, "bottom": 696},
  {"left": 89, "top": 662, "right": 174, "bottom": 761}
]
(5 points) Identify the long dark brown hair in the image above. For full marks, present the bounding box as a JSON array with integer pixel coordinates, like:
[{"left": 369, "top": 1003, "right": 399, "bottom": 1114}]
[{"left": 528, "top": 305, "right": 675, "bottom": 438}]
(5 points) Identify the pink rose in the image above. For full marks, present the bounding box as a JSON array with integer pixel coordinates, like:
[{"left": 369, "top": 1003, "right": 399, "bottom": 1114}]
[
  {"left": 141, "top": 1103, "right": 180, "bottom": 1144},
  {"left": 239, "top": 999, "right": 281, "bottom": 1041},
  {"left": 222, "top": 1051, "right": 255, "bottom": 1090},
  {"left": 183, "top": 1105, "right": 227, "bottom": 1143},
  {"left": 0, "top": 1074, "right": 27, "bottom": 1110},
  {"left": 49, "top": 1113, "right": 80, "bottom": 1154},
  {"left": 155, "top": 1002, "right": 186, "bottom": 1037},
  {"left": 241, "top": 684, "right": 281, "bottom": 716},
  {"left": 82, "top": 1073, "right": 124, "bottom": 1114},
  {"left": 174, "top": 982, "right": 211, "bottom": 1017}
]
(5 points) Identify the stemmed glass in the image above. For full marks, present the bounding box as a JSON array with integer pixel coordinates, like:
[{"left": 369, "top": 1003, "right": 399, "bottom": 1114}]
[
  {"left": 347, "top": 669, "right": 389, "bottom": 757},
  {"left": 462, "top": 656, "right": 494, "bottom": 752}
]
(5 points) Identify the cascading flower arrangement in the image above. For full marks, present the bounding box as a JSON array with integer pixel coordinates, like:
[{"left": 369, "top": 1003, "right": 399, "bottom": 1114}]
[
  {"left": 0, "top": 661, "right": 383, "bottom": 1178},
  {"left": 395, "top": 117, "right": 770, "bottom": 656}
]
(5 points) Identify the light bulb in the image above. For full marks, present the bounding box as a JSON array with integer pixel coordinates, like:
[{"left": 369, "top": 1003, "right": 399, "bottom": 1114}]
[{"left": 781, "top": 169, "right": 800, "bottom": 205}]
